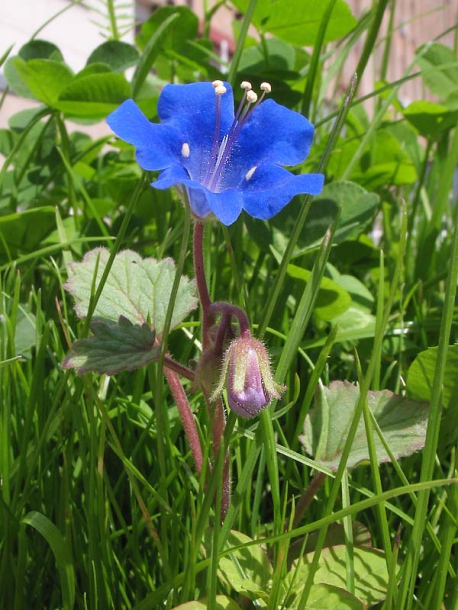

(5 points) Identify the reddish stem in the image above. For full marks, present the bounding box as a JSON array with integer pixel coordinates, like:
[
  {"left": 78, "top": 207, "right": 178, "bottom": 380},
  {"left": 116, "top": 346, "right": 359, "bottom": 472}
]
[
  {"left": 164, "top": 367, "right": 203, "bottom": 475},
  {"left": 210, "top": 301, "right": 251, "bottom": 354},
  {"left": 209, "top": 396, "right": 231, "bottom": 520},
  {"left": 193, "top": 221, "right": 215, "bottom": 350},
  {"left": 193, "top": 221, "right": 233, "bottom": 516},
  {"left": 164, "top": 354, "right": 196, "bottom": 382},
  {"left": 211, "top": 396, "right": 226, "bottom": 457}
]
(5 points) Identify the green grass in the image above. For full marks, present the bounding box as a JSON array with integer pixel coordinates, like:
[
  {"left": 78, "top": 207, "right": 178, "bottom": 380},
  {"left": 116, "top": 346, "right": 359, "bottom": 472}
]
[{"left": 1, "top": 1, "right": 458, "bottom": 608}]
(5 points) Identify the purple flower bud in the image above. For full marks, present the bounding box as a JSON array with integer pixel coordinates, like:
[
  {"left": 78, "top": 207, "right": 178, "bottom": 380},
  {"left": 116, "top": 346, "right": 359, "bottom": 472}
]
[{"left": 211, "top": 337, "right": 284, "bottom": 418}]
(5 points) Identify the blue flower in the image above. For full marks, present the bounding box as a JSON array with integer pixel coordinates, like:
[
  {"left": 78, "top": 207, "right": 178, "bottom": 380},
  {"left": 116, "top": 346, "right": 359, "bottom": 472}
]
[{"left": 107, "top": 81, "right": 324, "bottom": 226}]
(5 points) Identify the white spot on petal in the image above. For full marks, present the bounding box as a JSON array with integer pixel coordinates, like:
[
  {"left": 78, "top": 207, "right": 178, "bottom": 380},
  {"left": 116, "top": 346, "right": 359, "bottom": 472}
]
[
  {"left": 181, "top": 142, "right": 190, "bottom": 158},
  {"left": 245, "top": 166, "right": 257, "bottom": 181}
]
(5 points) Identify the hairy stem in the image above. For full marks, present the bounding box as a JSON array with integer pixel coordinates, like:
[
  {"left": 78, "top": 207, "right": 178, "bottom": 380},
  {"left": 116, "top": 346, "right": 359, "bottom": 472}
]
[
  {"left": 210, "top": 397, "right": 231, "bottom": 518},
  {"left": 210, "top": 301, "right": 251, "bottom": 356},
  {"left": 193, "top": 221, "right": 234, "bottom": 515},
  {"left": 193, "top": 221, "right": 215, "bottom": 350},
  {"left": 164, "top": 368, "right": 203, "bottom": 475},
  {"left": 164, "top": 354, "right": 196, "bottom": 382}
]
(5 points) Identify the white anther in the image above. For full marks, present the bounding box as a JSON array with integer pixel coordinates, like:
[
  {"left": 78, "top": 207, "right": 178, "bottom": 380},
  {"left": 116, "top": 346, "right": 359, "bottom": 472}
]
[
  {"left": 240, "top": 81, "right": 252, "bottom": 90},
  {"left": 245, "top": 166, "right": 257, "bottom": 181},
  {"left": 181, "top": 142, "right": 190, "bottom": 158},
  {"left": 215, "top": 85, "right": 227, "bottom": 96},
  {"left": 246, "top": 90, "right": 258, "bottom": 103},
  {"left": 260, "top": 82, "right": 272, "bottom": 93},
  {"left": 212, "top": 80, "right": 223, "bottom": 88}
]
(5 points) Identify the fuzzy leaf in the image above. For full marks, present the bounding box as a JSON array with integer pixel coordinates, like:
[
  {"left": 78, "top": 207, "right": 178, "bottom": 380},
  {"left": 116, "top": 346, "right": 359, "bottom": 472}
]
[
  {"left": 299, "top": 381, "right": 429, "bottom": 470},
  {"left": 62, "top": 316, "right": 159, "bottom": 375},
  {"left": 64, "top": 248, "right": 197, "bottom": 337}
]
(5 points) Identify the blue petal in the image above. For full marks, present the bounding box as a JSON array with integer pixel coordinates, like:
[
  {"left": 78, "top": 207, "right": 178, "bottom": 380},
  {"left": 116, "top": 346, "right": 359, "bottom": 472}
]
[
  {"left": 158, "top": 82, "right": 235, "bottom": 183},
  {"left": 236, "top": 99, "right": 315, "bottom": 168},
  {"left": 153, "top": 164, "right": 190, "bottom": 190},
  {"left": 184, "top": 185, "right": 244, "bottom": 225},
  {"left": 106, "top": 99, "right": 181, "bottom": 171},
  {"left": 153, "top": 165, "right": 213, "bottom": 218},
  {"left": 153, "top": 165, "right": 243, "bottom": 224},
  {"left": 204, "top": 188, "right": 244, "bottom": 225},
  {"left": 241, "top": 164, "right": 324, "bottom": 220}
]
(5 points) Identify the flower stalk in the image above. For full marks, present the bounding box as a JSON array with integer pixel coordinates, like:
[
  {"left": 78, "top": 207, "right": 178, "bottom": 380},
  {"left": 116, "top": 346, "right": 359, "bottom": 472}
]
[{"left": 164, "top": 367, "right": 203, "bottom": 475}]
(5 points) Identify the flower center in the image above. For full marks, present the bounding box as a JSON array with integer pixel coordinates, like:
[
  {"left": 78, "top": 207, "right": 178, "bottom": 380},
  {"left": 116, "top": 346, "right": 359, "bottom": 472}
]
[{"left": 200, "top": 80, "right": 271, "bottom": 193}]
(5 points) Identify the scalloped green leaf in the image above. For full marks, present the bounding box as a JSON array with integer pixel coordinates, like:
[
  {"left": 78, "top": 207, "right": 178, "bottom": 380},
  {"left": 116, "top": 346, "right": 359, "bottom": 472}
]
[
  {"left": 64, "top": 248, "right": 197, "bottom": 337},
  {"left": 299, "top": 380, "right": 429, "bottom": 471},
  {"left": 62, "top": 316, "right": 159, "bottom": 375}
]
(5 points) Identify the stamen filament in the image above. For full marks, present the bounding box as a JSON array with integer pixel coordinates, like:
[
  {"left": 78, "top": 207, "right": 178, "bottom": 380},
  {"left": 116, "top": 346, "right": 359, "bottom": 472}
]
[
  {"left": 203, "top": 83, "right": 227, "bottom": 187},
  {"left": 234, "top": 81, "right": 252, "bottom": 122},
  {"left": 207, "top": 89, "right": 258, "bottom": 192},
  {"left": 205, "top": 81, "right": 272, "bottom": 193}
]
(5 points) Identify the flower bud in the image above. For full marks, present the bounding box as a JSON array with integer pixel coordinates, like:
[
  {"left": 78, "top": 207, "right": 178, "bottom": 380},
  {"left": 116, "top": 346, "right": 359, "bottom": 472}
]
[{"left": 211, "top": 337, "right": 285, "bottom": 418}]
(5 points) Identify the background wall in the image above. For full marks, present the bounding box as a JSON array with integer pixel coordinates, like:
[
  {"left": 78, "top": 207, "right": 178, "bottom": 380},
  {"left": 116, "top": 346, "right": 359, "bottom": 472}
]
[{"left": 0, "top": 0, "right": 133, "bottom": 131}]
